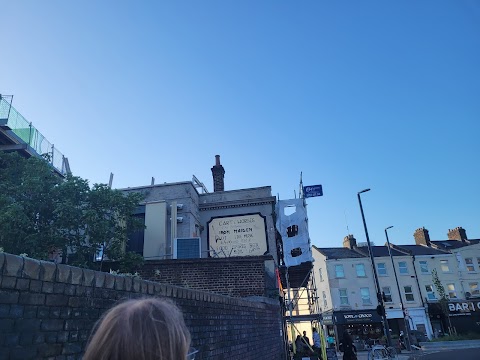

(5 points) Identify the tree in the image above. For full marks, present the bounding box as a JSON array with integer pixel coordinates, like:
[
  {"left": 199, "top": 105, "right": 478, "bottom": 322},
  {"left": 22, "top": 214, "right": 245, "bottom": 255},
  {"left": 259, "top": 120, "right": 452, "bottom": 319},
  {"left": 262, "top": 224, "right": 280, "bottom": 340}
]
[
  {"left": 432, "top": 268, "right": 453, "bottom": 333},
  {"left": 0, "top": 152, "right": 144, "bottom": 272}
]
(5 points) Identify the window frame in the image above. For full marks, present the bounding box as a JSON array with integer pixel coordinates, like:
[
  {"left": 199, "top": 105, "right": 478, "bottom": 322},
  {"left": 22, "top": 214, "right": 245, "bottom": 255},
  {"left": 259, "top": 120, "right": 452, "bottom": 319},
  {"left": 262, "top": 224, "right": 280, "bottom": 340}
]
[
  {"left": 335, "top": 264, "right": 345, "bottom": 278},
  {"left": 382, "top": 286, "right": 393, "bottom": 303},
  {"left": 360, "top": 287, "right": 371, "bottom": 305},
  {"left": 469, "top": 282, "right": 479, "bottom": 297},
  {"left": 425, "top": 284, "right": 436, "bottom": 300},
  {"left": 319, "top": 268, "right": 324, "bottom": 282},
  {"left": 399, "top": 261, "right": 409, "bottom": 275},
  {"left": 322, "top": 291, "right": 327, "bottom": 307},
  {"left": 419, "top": 260, "right": 429, "bottom": 274},
  {"left": 404, "top": 285, "right": 415, "bottom": 302},
  {"left": 356, "top": 263, "right": 366, "bottom": 277},
  {"left": 447, "top": 283, "right": 457, "bottom": 299},
  {"left": 377, "top": 263, "right": 387, "bottom": 276},
  {"left": 440, "top": 259, "right": 450, "bottom": 273},
  {"left": 465, "top": 258, "right": 475, "bottom": 272},
  {"left": 339, "top": 288, "right": 349, "bottom": 305}
]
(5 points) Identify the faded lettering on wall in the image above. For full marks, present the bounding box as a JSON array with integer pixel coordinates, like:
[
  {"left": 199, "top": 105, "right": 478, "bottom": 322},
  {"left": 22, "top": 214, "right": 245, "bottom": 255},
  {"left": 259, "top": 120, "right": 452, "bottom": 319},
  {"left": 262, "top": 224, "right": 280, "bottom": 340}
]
[{"left": 208, "top": 214, "right": 267, "bottom": 257}]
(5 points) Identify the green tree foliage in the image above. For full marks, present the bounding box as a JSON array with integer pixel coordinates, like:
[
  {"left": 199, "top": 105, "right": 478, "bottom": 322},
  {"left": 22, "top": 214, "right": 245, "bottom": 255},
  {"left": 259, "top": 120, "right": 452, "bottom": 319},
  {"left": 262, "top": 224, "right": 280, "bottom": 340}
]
[
  {"left": 432, "top": 268, "right": 453, "bottom": 332},
  {"left": 0, "top": 152, "right": 144, "bottom": 272}
]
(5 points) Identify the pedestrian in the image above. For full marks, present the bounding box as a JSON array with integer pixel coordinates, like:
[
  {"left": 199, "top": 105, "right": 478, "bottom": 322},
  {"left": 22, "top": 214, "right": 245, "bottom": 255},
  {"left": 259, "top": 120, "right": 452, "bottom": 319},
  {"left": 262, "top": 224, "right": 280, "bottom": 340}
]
[
  {"left": 83, "top": 298, "right": 194, "bottom": 360},
  {"left": 303, "top": 330, "right": 311, "bottom": 347},
  {"left": 312, "top": 327, "right": 321, "bottom": 349},
  {"left": 339, "top": 330, "right": 357, "bottom": 360}
]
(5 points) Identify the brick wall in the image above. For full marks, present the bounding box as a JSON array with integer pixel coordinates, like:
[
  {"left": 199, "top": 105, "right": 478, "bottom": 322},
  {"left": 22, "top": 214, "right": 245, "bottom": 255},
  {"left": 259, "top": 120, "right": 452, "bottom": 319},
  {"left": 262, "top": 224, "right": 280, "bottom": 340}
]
[
  {"left": 0, "top": 253, "right": 285, "bottom": 360},
  {"left": 137, "top": 256, "right": 270, "bottom": 298}
]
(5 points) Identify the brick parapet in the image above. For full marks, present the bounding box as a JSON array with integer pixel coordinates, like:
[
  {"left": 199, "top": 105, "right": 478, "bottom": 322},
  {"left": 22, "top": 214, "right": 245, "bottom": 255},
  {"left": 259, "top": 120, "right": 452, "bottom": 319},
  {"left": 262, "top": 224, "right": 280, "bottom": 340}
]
[{"left": 0, "top": 253, "right": 284, "bottom": 360}]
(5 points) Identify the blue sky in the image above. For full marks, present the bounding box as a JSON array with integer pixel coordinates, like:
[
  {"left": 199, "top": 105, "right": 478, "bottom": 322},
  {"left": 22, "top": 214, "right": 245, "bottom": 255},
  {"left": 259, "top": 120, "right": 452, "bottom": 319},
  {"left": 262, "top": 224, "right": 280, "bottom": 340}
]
[{"left": 1, "top": 1, "right": 479, "bottom": 248}]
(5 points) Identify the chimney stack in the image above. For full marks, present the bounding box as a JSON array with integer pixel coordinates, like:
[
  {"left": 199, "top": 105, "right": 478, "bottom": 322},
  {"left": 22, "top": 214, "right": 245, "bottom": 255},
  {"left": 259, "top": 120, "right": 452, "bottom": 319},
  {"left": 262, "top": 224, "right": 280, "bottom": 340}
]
[
  {"left": 414, "top": 227, "right": 431, "bottom": 247},
  {"left": 211, "top": 155, "right": 225, "bottom": 192},
  {"left": 343, "top": 235, "right": 357, "bottom": 249},
  {"left": 448, "top": 227, "right": 468, "bottom": 242}
]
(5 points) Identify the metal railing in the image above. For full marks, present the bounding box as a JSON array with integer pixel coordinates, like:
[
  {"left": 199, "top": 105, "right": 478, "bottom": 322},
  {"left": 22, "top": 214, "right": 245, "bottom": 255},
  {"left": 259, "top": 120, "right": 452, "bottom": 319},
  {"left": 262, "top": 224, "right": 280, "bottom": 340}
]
[{"left": 0, "top": 95, "right": 67, "bottom": 175}]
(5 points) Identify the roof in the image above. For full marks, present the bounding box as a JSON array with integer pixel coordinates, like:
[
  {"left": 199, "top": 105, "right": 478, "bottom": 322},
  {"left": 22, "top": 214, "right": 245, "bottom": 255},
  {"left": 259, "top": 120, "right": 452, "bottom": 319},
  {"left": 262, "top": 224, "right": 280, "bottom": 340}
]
[
  {"left": 313, "top": 246, "right": 366, "bottom": 260},
  {"left": 397, "top": 244, "right": 449, "bottom": 255},
  {"left": 431, "top": 239, "right": 480, "bottom": 250}
]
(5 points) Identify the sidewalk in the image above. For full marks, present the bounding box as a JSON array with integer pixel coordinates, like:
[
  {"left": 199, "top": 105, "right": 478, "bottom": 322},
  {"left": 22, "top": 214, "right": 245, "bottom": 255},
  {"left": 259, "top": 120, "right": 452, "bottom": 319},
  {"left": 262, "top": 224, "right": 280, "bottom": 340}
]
[{"left": 354, "top": 350, "right": 415, "bottom": 359}]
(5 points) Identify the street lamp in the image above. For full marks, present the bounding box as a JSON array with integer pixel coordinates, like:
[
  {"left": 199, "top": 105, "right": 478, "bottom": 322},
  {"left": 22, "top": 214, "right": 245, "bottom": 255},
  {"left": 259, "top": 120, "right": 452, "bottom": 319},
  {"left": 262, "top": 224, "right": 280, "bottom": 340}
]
[
  {"left": 385, "top": 226, "right": 411, "bottom": 351},
  {"left": 357, "top": 189, "right": 392, "bottom": 347}
]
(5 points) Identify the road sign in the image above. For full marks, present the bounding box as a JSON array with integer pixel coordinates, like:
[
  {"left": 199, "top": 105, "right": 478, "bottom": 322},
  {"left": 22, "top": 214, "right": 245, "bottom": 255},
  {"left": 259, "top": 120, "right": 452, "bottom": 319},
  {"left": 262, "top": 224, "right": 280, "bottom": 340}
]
[{"left": 303, "top": 185, "right": 323, "bottom": 198}]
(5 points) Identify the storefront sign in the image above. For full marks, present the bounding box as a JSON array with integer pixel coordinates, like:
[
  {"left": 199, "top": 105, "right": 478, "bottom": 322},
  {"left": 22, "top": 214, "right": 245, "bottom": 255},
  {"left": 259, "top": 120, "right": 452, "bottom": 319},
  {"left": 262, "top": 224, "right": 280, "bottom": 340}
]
[
  {"left": 322, "top": 314, "right": 334, "bottom": 325},
  {"left": 448, "top": 300, "right": 480, "bottom": 316},
  {"left": 334, "top": 310, "right": 382, "bottom": 324},
  {"left": 208, "top": 213, "right": 267, "bottom": 257}
]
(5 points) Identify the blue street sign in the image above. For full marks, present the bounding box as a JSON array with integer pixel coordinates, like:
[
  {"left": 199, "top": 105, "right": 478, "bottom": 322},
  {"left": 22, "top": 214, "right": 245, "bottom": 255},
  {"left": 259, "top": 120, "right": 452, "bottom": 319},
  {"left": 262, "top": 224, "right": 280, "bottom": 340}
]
[{"left": 303, "top": 185, "right": 323, "bottom": 198}]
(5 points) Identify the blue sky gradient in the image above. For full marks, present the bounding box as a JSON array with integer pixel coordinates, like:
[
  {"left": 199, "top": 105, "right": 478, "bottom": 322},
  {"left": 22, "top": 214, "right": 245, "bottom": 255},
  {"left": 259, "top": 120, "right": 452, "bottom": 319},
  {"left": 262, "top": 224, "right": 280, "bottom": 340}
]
[{"left": 1, "top": 1, "right": 479, "bottom": 248}]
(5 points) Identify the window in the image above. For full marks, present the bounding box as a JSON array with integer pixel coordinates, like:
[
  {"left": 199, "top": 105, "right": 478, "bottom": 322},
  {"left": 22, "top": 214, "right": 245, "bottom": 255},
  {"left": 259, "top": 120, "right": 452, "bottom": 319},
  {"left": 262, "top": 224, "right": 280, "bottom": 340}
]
[
  {"left": 335, "top": 265, "right": 345, "bottom": 278},
  {"left": 377, "top": 263, "right": 387, "bottom": 276},
  {"left": 323, "top": 291, "right": 327, "bottom": 307},
  {"left": 447, "top": 284, "right": 457, "bottom": 299},
  {"left": 419, "top": 261, "right": 429, "bottom": 273},
  {"left": 356, "top": 264, "right": 366, "bottom": 277},
  {"left": 382, "top": 287, "right": 392, "bottom": 303},
  {"left": 440, "top": 260, "right": 450, "bottom": 272},
  {"left": 469, "top": 282, "right": 479, "bottom": 297},
  {"left": 339, "top": 289, "right": 349, "bottom": 305},
  {"left": 360, "top": 287, "right": 371, "bottom": 304},
  {"left": 477, "top": 258, "right": 480, "bottom": 267},
  {"left": 425, "top": 285, "right": 436, "bottom": 300},
  {"left": 465, "top": 258, "right": 475, "bottom": 272},
  {"left": 399, "top": 261, "right": 408, "bottom": 274},
  {"left": 404, "top": 286, "right": 415, "bottom": 302},
  {"left": 319, "top": 268, "right": 324, "bottom": 282}
]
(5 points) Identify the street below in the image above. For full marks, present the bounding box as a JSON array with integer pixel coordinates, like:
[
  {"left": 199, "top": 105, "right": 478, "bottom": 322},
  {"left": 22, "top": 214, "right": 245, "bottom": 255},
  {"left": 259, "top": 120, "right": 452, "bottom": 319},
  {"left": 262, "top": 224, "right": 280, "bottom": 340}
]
[{"left": 412, "top": 347, "right": 480, "bottom": 360}]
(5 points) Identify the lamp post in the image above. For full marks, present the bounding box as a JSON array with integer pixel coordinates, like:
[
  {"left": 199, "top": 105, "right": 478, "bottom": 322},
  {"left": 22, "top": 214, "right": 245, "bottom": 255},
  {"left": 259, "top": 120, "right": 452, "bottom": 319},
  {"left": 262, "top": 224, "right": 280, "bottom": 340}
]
[
  {"left": 385, "top": 226, "right": 411, "bottom": 351},
  {"left": 357, "top": 189, "right": 392, "bottom": 347}
]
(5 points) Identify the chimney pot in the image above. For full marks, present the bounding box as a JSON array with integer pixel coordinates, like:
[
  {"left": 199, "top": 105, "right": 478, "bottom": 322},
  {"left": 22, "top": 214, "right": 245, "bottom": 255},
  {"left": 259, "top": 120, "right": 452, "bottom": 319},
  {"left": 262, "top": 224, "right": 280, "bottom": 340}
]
[
  {"left": 343, "top": 235, "right": 357, "bottom": 249},
  {"left": 211, "top": 155, "right": 225, "bottom": 192},
  {"left": 447, "top": 227, "right": 467, "bottom": 242},
  {"left": 414, "top": 227, "right": 431, "bottom": 247}
]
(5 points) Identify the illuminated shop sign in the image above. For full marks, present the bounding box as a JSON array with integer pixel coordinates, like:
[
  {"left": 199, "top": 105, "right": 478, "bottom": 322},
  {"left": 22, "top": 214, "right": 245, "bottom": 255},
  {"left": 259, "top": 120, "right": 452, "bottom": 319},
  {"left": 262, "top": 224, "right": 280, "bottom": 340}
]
[{"left": 448, "top": 301, "right": 480, "bottom": 316}]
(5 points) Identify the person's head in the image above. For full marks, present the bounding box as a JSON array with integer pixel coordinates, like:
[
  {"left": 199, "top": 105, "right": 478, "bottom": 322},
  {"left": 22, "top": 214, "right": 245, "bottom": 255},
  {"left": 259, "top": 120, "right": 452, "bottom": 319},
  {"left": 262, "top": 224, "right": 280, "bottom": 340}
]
[
  {"left": 343, "top": 330, "right": 351, "bottom": 340},
  {"left": 296, "top": 335, "right": 302, "bottom": 341},
  {"left": 312, "top": 328, "right": 317, "bottom": 333},
  {"left": 303, "top": 331, "right": 307, "bottom": 336},
  {"left": 83, "top": 297, "right": 191, "bottom": 360}
]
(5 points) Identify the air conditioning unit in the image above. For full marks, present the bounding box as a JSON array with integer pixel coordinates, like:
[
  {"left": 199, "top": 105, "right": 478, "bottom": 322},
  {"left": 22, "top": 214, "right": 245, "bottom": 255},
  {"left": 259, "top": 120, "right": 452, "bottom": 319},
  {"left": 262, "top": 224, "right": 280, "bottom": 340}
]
[{"left": 173, "top": 237, "right": 201, "bottom": 259}]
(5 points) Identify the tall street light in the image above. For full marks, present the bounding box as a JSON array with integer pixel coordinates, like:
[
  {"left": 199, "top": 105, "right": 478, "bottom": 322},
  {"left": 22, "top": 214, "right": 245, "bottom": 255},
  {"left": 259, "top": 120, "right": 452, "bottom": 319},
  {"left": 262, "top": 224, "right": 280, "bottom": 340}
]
[
  {"left": 385, "top": 226, "right": 411, "bottom": 351},
  {"left": 357, "top": 189, "right": 392, "bottom": 347}
]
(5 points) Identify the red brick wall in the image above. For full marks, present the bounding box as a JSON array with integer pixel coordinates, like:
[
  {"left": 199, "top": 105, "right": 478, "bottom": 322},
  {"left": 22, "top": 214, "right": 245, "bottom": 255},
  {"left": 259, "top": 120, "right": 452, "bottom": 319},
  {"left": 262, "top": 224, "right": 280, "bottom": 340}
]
[{"left": 137, "top": 256, "right": 271, "bottom": 298}]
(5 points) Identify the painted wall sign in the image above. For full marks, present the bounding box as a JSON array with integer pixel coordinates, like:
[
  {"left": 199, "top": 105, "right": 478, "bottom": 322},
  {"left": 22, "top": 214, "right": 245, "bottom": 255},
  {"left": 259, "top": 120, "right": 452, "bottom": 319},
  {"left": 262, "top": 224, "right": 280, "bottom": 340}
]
[
  {"left": 333, "top": 310, "right": 382, "bottom": 324},
  {"left": 208, "top": 213, "right": 267, "bottom": 257}
]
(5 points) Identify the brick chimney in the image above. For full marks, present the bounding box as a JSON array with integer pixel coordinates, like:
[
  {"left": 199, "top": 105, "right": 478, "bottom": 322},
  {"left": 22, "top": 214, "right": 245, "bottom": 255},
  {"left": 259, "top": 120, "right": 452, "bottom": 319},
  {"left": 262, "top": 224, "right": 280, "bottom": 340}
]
[
  {"left": 448, "top": 227, "right": 468, "bottom": 242},
  {"left": 414, "top": 227, "right": 431, "bottom": 247},
  {"left": 211, "top": 155, "right": 225, "bottom": 192},
  {"left": 343, "top": 235, "right": 357, "bottom": 249}
]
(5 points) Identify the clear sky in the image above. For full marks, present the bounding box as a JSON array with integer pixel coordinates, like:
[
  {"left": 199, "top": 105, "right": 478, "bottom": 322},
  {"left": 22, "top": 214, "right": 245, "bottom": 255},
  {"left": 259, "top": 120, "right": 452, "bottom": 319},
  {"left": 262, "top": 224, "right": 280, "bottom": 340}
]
[{"left": 1, "top": 1, "right": 479, "bottom": 248}]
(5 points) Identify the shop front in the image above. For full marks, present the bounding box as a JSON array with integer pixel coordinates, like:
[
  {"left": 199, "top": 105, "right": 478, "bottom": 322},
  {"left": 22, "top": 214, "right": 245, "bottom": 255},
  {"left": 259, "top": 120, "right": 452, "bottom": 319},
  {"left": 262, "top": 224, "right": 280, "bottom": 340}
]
[
  {"left": 323, "top": 309, "right": 384, "bottom": 351},
  {"left": 443, "top": 300, "right": 480, "bottom": 335}
]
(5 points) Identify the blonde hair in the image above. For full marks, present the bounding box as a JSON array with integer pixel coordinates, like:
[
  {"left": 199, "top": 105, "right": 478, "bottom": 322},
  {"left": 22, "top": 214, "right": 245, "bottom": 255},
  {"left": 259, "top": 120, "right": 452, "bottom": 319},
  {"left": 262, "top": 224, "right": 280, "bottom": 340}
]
[{"left": 83, "top": 297, "right": 191, "bottom": 360}]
